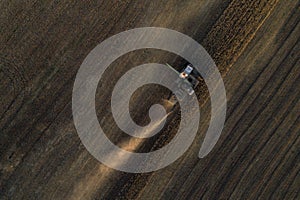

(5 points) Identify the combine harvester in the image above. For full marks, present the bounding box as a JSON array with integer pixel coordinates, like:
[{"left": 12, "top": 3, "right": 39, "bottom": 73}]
[{"left": 165, "top": 63, "right": 201, "bottom": 109}]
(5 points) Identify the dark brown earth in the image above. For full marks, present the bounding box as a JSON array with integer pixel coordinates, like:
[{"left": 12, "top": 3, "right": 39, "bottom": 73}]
[{"left": 0, "top": 0, "right": 299, "bottom": 199}]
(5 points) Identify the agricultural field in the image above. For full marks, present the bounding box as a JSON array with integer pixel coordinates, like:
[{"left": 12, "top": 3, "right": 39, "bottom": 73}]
[{"left": 0, "top": 0, "right": 299, "bottom": 199}]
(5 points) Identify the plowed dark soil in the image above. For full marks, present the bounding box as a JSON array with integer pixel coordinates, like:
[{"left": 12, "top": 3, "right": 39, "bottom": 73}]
[{"left": 0, "top": 0, "right": 299, "bottom": 199}]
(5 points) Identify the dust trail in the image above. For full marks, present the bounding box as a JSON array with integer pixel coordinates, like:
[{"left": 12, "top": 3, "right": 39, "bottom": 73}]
[
  {"left": 109, "top": 112, "right": 172, "bottom": 163},
  {"left": 130, "top": 112, "right": 171, "bottom": 141},
  {"left": 69, "top": 112, "right": 172, "bottom": 200}
]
